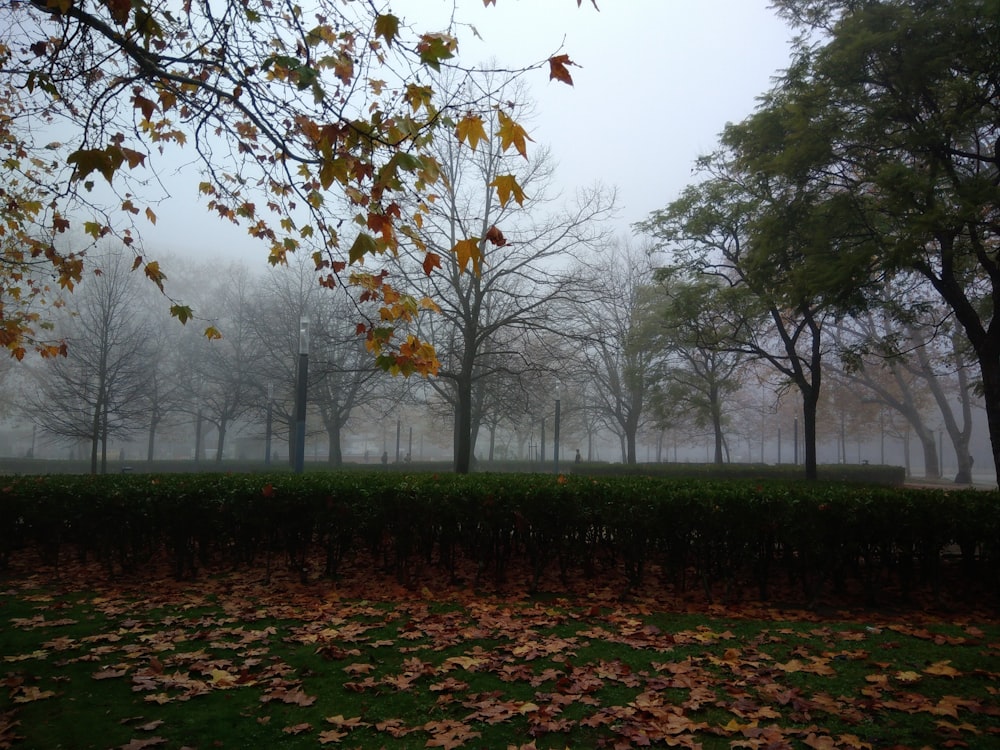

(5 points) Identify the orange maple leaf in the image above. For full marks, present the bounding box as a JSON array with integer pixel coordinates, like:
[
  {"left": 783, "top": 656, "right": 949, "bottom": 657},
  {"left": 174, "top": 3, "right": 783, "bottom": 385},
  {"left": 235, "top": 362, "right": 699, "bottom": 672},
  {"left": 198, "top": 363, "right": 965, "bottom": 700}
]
[{"left": 423, "top": 251, "right": 442, "bottom": 276}]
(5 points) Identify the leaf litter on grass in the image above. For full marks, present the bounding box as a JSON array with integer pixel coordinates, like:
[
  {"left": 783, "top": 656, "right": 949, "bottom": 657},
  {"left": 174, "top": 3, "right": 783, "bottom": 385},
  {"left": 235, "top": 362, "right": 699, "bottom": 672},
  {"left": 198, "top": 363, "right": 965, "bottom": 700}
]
[{"left": 1, "top": 561, "right": 999, "bottom": 749}]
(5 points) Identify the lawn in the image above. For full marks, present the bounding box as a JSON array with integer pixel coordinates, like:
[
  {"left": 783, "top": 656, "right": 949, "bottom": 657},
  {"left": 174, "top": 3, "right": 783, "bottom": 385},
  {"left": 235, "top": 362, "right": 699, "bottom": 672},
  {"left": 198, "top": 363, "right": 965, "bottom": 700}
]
[{"left": 2, "top": 555, "right": 999, "bottom": 750}]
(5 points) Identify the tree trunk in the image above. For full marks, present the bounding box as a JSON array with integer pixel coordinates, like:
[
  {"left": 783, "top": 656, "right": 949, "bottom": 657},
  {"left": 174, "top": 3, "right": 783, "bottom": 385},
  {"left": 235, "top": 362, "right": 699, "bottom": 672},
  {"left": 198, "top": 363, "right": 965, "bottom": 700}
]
[
  {"left": 100, "top": 397, "right": 109, "bottom": 475},
  {"left": 711, "top": 411, "right": 724, "bottom": 465},
  {"left": 709, "top": 384, "right": 725, "bottom": 464},
  {"left": 453, "top": 375, "right": 474, "bottom": 474},
  {"left": 917, "top": 429, "right": 940, "bottom": 479},
  {"left": 977, "top": 355, "right": 1000, "bottom": 486},
  {"left": 89, "top": 398, "right": 101, "bottom": 475},
  {"left": 327, "top": 420, "right": 343, "bottom": 466},
  {"left": 802, "top": 389, "right": 819, "bottom": 481},
  {"left": 146, "top": 416, "right": 158, "bottom": 462},
  {"left": 215, "top": 418, "right": 227, "bottom": 463},
  {"left": 194, "top": 410, "right": 204, "bottom": 463},
  {"left": 903, "top": 428, "right": 911, "bottom": 477}
]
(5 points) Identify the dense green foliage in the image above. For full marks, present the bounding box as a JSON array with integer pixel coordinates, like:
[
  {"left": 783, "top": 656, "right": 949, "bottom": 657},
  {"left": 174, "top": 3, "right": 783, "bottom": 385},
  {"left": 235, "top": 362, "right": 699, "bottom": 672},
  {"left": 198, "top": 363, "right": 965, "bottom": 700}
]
[{"left": 2, "top": 472, "right": 996, "bottom": 609}]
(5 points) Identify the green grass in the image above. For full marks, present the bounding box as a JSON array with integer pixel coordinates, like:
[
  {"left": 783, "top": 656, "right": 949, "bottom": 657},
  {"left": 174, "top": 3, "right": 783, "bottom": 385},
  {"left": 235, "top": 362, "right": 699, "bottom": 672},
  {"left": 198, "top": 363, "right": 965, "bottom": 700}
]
[{"left": 1, "top": 579, "right": 999, "bottom": 750}]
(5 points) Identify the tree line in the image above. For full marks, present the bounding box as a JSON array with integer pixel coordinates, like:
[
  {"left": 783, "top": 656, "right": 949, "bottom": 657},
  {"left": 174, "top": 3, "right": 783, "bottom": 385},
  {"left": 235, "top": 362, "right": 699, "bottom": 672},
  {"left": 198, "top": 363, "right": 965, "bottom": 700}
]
[{"left": 1, "top": 0, "right": 995, "bottom": 481}]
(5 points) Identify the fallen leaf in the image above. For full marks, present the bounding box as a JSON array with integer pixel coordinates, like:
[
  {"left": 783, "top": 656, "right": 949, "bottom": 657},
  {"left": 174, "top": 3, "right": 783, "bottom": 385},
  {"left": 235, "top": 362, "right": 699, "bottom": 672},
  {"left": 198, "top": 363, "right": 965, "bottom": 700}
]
[{"left": 925, "top": 660, "right": 962, "bottom": 678}]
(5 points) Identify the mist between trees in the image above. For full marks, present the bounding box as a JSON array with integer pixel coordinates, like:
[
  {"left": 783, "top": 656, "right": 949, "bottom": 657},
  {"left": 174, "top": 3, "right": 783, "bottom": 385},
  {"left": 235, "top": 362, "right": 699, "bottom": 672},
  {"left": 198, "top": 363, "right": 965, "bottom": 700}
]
[
  {"left": 1, "top": 2, "right": 997, "bottom": 484},
  {"left": 0, "top": 229, "right": 988, "bottom": 482}
]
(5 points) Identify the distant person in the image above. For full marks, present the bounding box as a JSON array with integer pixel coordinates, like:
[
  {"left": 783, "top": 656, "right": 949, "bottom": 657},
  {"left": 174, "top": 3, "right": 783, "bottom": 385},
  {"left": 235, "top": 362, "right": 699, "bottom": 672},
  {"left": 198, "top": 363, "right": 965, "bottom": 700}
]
[
  {"left": 381, "top": 450, "right": 388, "bottom": 467},
  {"left": 575, "top": 449, "right": 582, "bottom": 464}
]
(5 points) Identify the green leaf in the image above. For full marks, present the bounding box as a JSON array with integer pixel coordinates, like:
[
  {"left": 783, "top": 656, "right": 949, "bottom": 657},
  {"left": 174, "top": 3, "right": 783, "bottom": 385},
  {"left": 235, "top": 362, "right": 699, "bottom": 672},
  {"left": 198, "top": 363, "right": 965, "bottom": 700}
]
[
  {"left": 348, "top": 233, "right": 378, "bottom": 264},
  {"left": 416, "top": 33, "right": 456, "bottom": 71},
  {"left": 169, "top": 304, "right": 193, "bottom": 324},
  {"left": 374, "top": 14, "right": 400, "bottom": 47}
]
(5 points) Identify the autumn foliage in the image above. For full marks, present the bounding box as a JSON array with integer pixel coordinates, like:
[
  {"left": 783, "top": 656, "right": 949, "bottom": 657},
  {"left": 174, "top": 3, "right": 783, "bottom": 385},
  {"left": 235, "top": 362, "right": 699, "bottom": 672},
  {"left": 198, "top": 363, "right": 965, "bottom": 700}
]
[{"left": 0, "top": 1, "right": 583, "bottom": 369}]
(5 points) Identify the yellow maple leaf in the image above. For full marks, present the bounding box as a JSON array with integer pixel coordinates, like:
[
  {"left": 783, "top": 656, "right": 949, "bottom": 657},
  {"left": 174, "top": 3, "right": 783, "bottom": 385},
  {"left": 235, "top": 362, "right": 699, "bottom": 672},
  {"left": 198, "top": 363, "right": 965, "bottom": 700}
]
[
  {"left": 490, "top": 174, "right": 526, "bottom": 207},
  {"left": 455, "top": 114, "right": 488, "bottom": 151},
  {"left": 452, "top": 237, "right": 482, "bottom": 275},
  {"left": 496, "top": 109, "right": 532, "bottom": 158}
]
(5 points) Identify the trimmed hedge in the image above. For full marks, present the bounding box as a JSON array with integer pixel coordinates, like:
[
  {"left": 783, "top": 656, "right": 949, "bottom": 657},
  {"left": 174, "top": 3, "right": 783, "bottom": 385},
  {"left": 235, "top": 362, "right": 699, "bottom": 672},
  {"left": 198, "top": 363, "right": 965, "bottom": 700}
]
[{"left": 0, "top": 472, "right": 996, "bottom": 607}]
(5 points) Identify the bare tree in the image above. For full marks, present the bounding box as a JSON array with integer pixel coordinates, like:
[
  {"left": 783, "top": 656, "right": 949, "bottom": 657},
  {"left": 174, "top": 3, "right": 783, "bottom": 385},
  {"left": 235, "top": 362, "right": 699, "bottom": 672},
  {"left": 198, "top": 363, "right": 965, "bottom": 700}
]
[
  {"left": 568, "top": 239, "right": 660, "bottom": 465},
  {"left": 250, "top": 258, "right": 392, "bottom": 466},
  {"left": 397, "top": 77, "right": 615, "bottom": 473},
  {"left": 187, "top": 264, "right": 265, "bottom": 462},
  {"left": 29, "top": 249, "right": 150, "bottom": 473}
]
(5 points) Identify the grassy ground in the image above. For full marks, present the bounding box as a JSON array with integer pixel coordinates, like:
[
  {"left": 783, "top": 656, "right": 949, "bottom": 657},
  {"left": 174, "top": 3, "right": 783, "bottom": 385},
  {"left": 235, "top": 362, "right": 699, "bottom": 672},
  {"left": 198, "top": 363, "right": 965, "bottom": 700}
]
[{"left": 2, "top": 558, "right": 999, "bottom": 750}]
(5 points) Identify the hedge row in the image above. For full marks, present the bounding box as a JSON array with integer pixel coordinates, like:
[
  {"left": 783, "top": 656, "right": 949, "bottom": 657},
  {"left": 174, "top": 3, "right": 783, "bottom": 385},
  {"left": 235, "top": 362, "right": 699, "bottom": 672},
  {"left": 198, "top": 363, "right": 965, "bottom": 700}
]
[{"left": 1, "top": 472, "right": 997, "bottom": 606}]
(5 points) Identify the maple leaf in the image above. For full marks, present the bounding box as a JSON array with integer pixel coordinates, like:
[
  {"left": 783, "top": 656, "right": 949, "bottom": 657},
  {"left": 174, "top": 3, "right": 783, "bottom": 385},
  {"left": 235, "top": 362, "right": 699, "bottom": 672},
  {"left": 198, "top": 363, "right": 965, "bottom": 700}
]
[
  {"left": 924, "top": 660, "right": 962, "bottom": 678},
  {"left": 416, "top": 33, "right": 456, "bottom": 70},
  {"left": 374, "top": 718, "right": 411, "bottom": 737},
  {"left": 496, "top": 110, "right": 532, "bottom": 158},
  {"left": 548, "top": 54, "right": 578, "bottom": 85},
  {"left": 319, "top": 729, "right": 346, "bottom": 744},
  {"left": 325, "top": 715, "right": 368, "bottom": 729},
  {"left": 452, "top": 238, "right": 482, "bottom": 275},
  {"left": 485, "top": 225, "right": 507, "bottom": 247},
  {"left": 282, "top": 722, "right": 312, "bottom": 735},
  {"left": 423, "top": 251, "right": 442, "bottom": 276},
  {"left": 208, "top": 669, "right": 237, "bottom": 688},
  {"left": 12, "top": 686, "right": 55, "bottom": 703},
  {"left": 374, "top": 14, "right": 400, "bottom": 47},
  {"left": 423, "top": 719, "right": 481, "bottom": 749},
  {"left": 490, "top": 174, "right": 526, "bottom": 207},
  {"left": 455, "top": 115, "right": 488, "bottom": 151}
]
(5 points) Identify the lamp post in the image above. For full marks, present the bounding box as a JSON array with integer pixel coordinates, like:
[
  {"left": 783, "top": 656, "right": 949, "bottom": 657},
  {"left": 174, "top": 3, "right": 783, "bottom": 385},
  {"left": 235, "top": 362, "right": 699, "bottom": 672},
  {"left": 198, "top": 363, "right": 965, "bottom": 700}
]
[
  {"left": 265, "top": 383, "right": 273, "bottom": 466},
  {"left": 294, "top": 316, "right": 309, "bottom": 474},
  {"left": 553, "top": 386, "right": 561, "bottom": 475}
]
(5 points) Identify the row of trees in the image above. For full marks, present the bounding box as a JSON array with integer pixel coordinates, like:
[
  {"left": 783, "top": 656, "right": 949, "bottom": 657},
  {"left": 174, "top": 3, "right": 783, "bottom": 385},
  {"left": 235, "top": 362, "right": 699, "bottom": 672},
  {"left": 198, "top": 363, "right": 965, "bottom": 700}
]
[
  {"left": 1, "top": 1, "right": 992, "bottom": 482},
  {"left": 6, "top": 224, "right": 977, "bottom": 478},
  {"left": 636, "top": 0, "right": 999, "bottom": 482}
]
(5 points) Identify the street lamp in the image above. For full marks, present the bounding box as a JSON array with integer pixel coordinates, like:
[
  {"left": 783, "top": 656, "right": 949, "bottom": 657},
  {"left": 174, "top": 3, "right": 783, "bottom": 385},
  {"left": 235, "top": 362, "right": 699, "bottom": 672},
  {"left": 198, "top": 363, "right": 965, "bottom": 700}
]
[
  {"left": 265, "top": 383, "right": 273, "bottom": 466},
  {"left": 294, "top": 316, "right": 310, "bottom": 474},
  {"left": 553, "top": 384, "right": 561, "bottom": 475}
]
